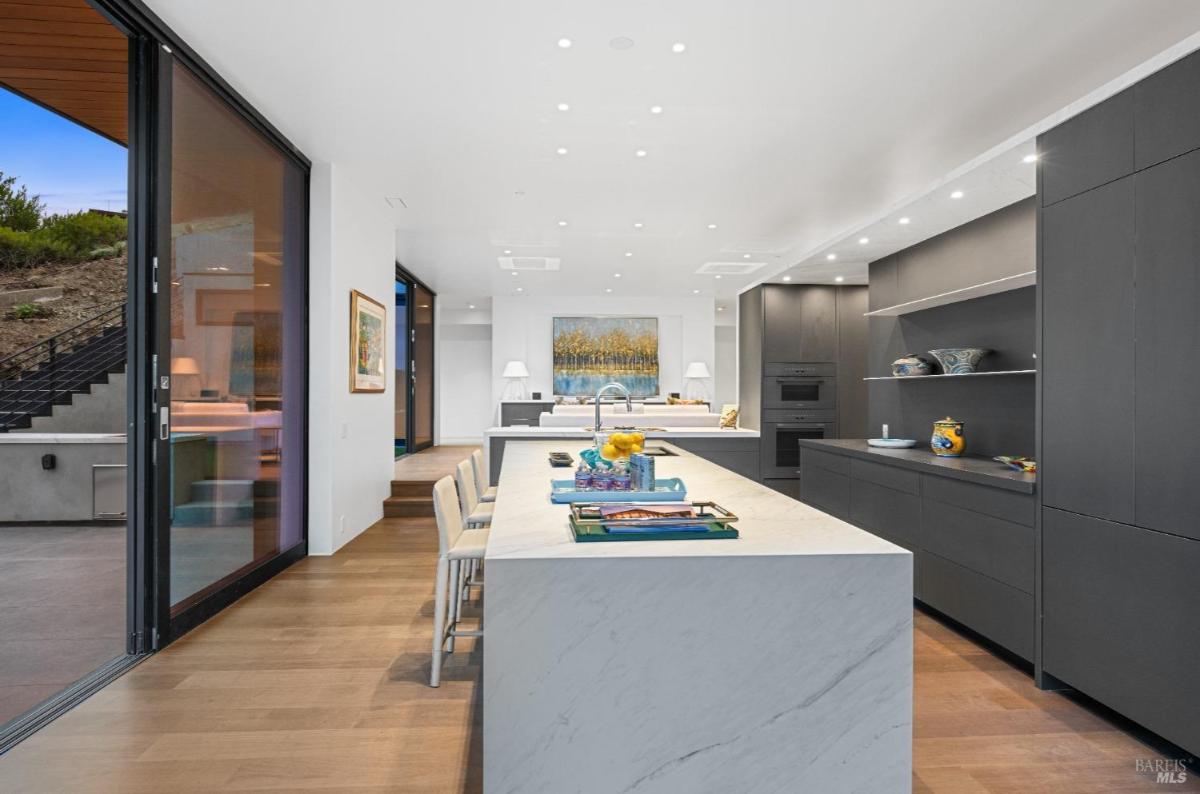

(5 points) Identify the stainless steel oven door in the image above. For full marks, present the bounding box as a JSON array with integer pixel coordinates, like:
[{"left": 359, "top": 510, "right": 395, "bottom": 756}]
[
  {"left": 763, "top": 421, "right": 836, "bottom": 478},
  {"left": 763, "top": 376, "right": 837, "bottom": 411}
]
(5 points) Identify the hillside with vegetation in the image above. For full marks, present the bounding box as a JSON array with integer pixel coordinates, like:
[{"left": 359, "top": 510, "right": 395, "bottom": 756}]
[{"left": 0, "top": 171, "right": 127, "bottom": 360}]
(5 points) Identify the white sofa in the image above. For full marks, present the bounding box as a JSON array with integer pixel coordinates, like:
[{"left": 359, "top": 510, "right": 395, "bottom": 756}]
[{"left": 538, "top": 403, "right": 721, "bottom": 428}]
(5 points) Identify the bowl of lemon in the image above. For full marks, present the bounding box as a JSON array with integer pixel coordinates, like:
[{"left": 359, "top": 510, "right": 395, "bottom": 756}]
[{"left": 598, "top": 430, "right": 645, "bottom": 463}]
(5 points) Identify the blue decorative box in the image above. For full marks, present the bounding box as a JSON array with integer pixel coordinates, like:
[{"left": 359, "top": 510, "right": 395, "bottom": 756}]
[{"left": 549, "top": 477, "right": 687, "bottom": 503}]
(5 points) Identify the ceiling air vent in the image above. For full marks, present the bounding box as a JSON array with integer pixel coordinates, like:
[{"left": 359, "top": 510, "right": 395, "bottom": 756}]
[
  {"left": 499, "top": 256, "right": 561, "bottom": 271},
  {"left": 695, "top": 261, "right": 766, "bottom": 276}
]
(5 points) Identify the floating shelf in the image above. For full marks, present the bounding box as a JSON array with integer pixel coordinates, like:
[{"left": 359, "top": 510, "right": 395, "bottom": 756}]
[
  {"left": 864, "top": 270, "right": 1036, "bottom": 317},
  {"left": 864, "top": 369, "right": 1036, "bottom": 381}
]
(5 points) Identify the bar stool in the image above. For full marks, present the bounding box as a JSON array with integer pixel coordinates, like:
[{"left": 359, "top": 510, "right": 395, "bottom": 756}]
[
  {"left": 471, "top": 448, "right": 497, "bottom": 503},
  {"left": 430, "top": 475, "right": 487, "bottom": 687},
  {"left": 456, "top": 458, "right": 494, "bottom": 528}
]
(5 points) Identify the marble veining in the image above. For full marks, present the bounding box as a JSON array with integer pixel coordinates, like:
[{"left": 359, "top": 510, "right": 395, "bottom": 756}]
[{"left": 483, "top": 442, "right": 913, "bottom": 793}]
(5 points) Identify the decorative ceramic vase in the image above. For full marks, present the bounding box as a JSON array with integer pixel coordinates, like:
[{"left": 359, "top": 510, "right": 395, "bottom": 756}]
[
  {"left": 891, "top": 353, "right": 932, "bottom": 377},
  {"left": 931, "top": 416, "right": 965, "bottom": 457},
  {"left": 928, "top": 347, "right": 990, "bottom": 375}
]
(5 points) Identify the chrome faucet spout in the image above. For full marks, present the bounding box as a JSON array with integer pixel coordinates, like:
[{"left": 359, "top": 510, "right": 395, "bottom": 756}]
[{"left": 593, "top": 382, "right": 632, "bottom": 440}]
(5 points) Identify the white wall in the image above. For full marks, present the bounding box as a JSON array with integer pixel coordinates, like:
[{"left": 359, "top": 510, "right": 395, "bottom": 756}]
[
  {"left": 714, "top": 325, "right": 737, "bottom": 409},
  {"left": 436, "top": 305, "right": 493, "bottom": 444},
  {"left": 489, "top": 295, "right": 717, "bottom": 412},
  {"left": 308, "top": 163, "right": 397, "bottom": 555}
]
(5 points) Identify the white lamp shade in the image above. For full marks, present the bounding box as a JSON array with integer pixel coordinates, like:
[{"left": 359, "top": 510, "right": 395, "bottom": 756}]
[
  {"left": 171, "top": 356, "right": 200, "bottom": 376},
  {"left": 502, "top": 360, "right": 530, "bottom": 378},
  {"left": 684, "top": 362, "right": 711, "bottom": 379}
]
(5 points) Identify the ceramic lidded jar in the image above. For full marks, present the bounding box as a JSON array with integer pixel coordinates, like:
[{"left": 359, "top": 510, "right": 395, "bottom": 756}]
[
  {"left": 892, "top": 353, "right": 932, "bottom": 377},
  {"left": 928, "top": 348, "right": 989, "bottom": 375},
  {"left": 931, "top": 416, "right": 965, "bottom": 457}
]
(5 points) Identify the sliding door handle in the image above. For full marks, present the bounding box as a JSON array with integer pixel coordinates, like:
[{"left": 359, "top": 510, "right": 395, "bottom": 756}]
[{"left": 159, "top": 406, "right": 169, "bottom": 441}]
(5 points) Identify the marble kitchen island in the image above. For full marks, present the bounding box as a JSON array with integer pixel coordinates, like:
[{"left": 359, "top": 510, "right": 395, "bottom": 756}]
[{"left": 484, "top": 441, "right": 913, "bottom": 793}]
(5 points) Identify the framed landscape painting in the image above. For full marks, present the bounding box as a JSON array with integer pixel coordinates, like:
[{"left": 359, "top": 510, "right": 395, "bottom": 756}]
[
  {"left": 552, "top": 316, "right": 659, "bottom": 396},
  {"left": 350, "top": 290, "right": 386, "bottom": 392}
]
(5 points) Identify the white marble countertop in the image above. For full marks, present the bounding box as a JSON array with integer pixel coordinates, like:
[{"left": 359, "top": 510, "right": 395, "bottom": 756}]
[
  {"left": 487, "top": 440, "right": 906, "bottom": 561},
  {"left": 0, "top": 433, "right": 126, "bottom": 444},
  {"left": 484, "top": 426, "right": 759, "bottom": 439}
]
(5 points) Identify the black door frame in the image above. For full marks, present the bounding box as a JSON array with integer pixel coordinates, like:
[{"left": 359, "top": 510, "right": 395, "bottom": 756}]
[{"left": 396, "top": 262, "right": 436, "bottom": 454}]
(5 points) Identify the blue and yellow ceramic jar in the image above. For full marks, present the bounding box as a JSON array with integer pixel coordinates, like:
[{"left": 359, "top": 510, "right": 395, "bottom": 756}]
[{"left": 931, "top": 417, "right": 965, "bottom": 457}]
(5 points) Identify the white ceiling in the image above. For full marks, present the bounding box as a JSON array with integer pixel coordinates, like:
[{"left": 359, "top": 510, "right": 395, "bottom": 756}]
[{"left": 146, "top": 0, "right": 1200, "bottom": 302}]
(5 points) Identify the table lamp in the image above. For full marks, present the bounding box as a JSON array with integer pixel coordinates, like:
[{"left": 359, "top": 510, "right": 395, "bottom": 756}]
[
  {"left": 502, "top": 360, "right": 531, "bottom": 400},
  {"left": 683, "top": 361, "right": 711, "bottom": 401}
]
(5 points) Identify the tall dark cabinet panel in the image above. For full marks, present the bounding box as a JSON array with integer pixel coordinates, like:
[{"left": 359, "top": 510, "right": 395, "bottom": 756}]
[
  {"left": 1043, "top": 508, "right": 1200, "bottom": 755},
  {"left": 1133, "top": 150, "right": 1200, "bottom": 541},
  {"left": 1134, "top": 51, "right": 1200, "bottom": 170},
  {"left": 1040, "top": 177, "right": 1135, "bottom": 525},
  {"left": 1039, "top": 89, "right": 1134, "bottom": 206},
  {"left": 836, "top": 287, "right": 868, "bottom": 437},
  {"left": 762, "top": 285, "right": 838, "bottom": 363}
]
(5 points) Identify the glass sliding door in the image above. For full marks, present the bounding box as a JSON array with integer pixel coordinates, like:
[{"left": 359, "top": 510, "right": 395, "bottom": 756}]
[
  {"left": 394, "top": 280, "right": 408, "bottom": 457},
  {"left": 410, "top": 283, "right": 434, "bottom": 451},
  {"left": 160, "top": 61, "right": 306, "bottom": 624}
]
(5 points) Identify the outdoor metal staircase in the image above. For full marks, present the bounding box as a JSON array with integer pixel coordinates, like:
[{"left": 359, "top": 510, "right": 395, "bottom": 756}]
[{"left": 0, "top": 301, "right": 126, "bottom": 432}]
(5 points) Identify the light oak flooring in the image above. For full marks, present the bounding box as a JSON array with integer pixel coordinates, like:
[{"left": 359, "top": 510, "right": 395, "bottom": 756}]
[
  {"left": 393, "top": 445, "right": 481, "bottom": 483},
  {"left": 0, "top": 514, "right": 1194, "bottom": 793}
]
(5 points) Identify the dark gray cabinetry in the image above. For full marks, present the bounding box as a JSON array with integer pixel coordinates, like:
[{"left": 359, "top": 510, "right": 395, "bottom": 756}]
[
  {"left": 836, "top": 287, "right": 869, "bottom": 438},
  {"left": 670, "top": 436, "right": 760, "bottom": 482},
  {"left": 867, "top": 255, "right": 899, "bottom": 312},
  {"left": 1043, "top": 508, "right": 1200, "bottom": 756},
  {"left": 1134, "top": 49, "right": 1200, "bottom": 170},
  {"left": 762, "top": 285, "right": 838, "bottom": 363},
  {"left": 1039, "top": 89, "right": 1134, "bottom": 206},
  {"left": 1040, "top": 177, "right": 1135, "bottom": 524},
  {"left": 499, "top": 401, "right": 555, "bottom": 426},
  {"left": 797, "top": 443, "right": 1035, "bottom": 661},
  {"left": 1133, "top": 151, "right": 1200, "bottom": 541}
]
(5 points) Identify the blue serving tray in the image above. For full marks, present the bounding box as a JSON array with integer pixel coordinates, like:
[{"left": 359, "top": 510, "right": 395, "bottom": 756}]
[{"left": 550, "top": 477, "right": 687, "bottom": 503}]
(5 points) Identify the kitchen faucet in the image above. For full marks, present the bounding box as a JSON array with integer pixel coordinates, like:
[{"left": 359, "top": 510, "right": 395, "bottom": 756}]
[{"left": 593, "top": 382, "right": 632, "bottom": 442}]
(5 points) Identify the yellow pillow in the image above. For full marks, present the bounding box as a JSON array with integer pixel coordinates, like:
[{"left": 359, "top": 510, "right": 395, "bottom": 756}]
[{"left": 719, "top": 404, "right": 739, "bottom": 428}]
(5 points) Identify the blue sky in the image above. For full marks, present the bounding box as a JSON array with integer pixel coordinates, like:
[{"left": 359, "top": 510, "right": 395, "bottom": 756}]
[{"left": 0, "top": 87, "right": 127, "bottom": 217}]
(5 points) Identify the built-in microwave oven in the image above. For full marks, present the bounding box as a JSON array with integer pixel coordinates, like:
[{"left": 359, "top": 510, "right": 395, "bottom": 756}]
[{"left": 763, "top": 363, "right": 837, "bottom": 411}]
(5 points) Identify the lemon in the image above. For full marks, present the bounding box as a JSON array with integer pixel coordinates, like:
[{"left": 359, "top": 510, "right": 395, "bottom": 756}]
[
  {"left": 630, "top": 443, "right": 643, "bottom": 454},
  {"left": 600, "top": 443, "right": 619, "bottom": 460}
]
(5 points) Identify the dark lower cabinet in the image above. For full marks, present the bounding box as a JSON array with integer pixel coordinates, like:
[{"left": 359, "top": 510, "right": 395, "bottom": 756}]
[
  {"left": 763, "top": 478, "right": 800, "bottom": 500},
  {"left": 670, "top": 437, "right": 760, "bottom": 482},
  {"left": 1043, "top": 508, "right": 1200, "bottom": 756},
  {"left": 797, "top": 445, "right": 1034, "bottom": 661}
]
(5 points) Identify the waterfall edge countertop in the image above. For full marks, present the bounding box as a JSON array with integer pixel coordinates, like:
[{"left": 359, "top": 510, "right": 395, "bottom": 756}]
[
  {"left": 483, "top": 425, "right": 759, "bottom": 439},
  {"left": 482, "top": 440, "right": 913, "bottom": 793},
  {"left": 799, "top": 438, "right": 1037, "bottom": 493}
]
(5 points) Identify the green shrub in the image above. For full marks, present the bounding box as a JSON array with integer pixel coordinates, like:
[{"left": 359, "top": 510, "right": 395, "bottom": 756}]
[
  {"left": 0, "top": 172, "right": 44, "bottom": 233},
  {"left": 7, "top": 302, "right": 54, "bottom": 320},
  {"left": 40, "top": 211, "right": 127, "bottom": 254},
  {"left": 0, "top": 226, "right": 73, "bottom": 269}
]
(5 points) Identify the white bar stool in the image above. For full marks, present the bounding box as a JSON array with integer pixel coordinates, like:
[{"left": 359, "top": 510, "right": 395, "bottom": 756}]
[
  {"left": 471, "top": 448, "right": 497, "bottom": 503},
  {"left": 430, "top": 475, "right": 487, "bottom": 688},
  {"left": 456, "top": 458, "right": 494, "bottom": 528}
]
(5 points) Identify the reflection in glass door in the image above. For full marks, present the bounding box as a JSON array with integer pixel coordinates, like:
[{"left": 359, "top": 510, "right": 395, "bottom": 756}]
[
  {"left": 162, "top": 62, "right": 306, "bottom": 617},
  {"left": 410, "top": 283, "right": 434, "bottom": 452},
  {"left": 394, "top": 280, "right": 408, "bottom": 458}
]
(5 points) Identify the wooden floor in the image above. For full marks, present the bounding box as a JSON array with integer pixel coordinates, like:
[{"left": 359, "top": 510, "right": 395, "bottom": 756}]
[
  {"left": 0, "top": 514, "right": 1193, "bottom": 793},
  {"left": 394, "top": 445, "right": 480, "bottom": 482}
]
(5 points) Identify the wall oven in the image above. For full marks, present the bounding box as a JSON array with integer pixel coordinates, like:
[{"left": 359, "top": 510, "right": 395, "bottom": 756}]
[
  {"left": 763, "top": 363, "right": 836, "bottom": 411},
  {"left": 762, "top": 414, "right": 837, "bottom": 478}
]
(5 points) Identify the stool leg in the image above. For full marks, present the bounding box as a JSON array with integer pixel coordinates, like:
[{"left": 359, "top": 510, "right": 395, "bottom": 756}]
[
  {"left": 454, "top": 559, "right": 466, "bottom": 631},
  {"left": 430, "top": 555, "right": 448, "bottom": 687},
  {"left": 447, "top": 559, "right": 460, "bottom": 654}
]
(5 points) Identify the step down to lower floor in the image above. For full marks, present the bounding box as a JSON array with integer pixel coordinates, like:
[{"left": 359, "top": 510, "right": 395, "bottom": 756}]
[
  {"left": 383, "top": 495, "right": 435, "bottom": 518},
  {"left": 391, "top": 479, "right": 437, "bottom": 498}
]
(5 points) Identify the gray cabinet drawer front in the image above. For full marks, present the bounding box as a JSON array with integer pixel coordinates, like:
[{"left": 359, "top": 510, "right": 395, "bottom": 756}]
[
  {"left": 671, "top": 438, "right": 760, "bottom": 481},
  {"left": 919, "top": 551, "right": 1034, "bottom": 661},
  {"left": 500, "top": 403, "right": 553, "bottom": 425},
  {"left": 799, "top": 447, "right": 850, "bottom": 475},
  {"left": 764, "top": 409, "right": 837, "bottom": 423},
  {"left": 798, "top": 464, "right": 849, "bottom": 519},
  {"left": 850, "top": 478, "right": 920, "bottom": 547},
  {"left": 763, "top": 478, "right": 799, "bottom": 500},
  {"left": 764, "top": 362, "right": 837, "bottom": 377},
  {"left": 921, "top": 500, "right": 1034, "bottom": 594},
  {"left": 921, "top": 475, "right": 1035, "bottom": 527},
  {"left": 851, "top": 458, "right": 919, "bottom": 495},
  {"left": 1043, "top": 508, "right": 1200, "bottom": 756}
]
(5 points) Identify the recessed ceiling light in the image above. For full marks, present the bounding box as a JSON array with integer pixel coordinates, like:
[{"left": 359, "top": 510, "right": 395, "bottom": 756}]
[
  {"left": 835, "top": 276, "right": 845, "bottom": 283},
  {"left": 650, "top": 105, "right": 663, "bottom": 114},
  {"left": 516, "top": 287, "right": 524, "bottom": 292},
  {"left": 858, "top": 237, "right": 869, "bottom": 245},
  {"left": 743, "top": 253, "right": 751, "bottom": 259},
  {"left": 633, "top": 221, "right": 644, "bottom": 229},
  {"left": 706, "top": 223, "right": 717, "bottom": 229},
  {"left": 635, "top": 149, "right": 647, "bottom": 157},
  {"left": 558, "top": 220, "right": 568, "bottom": 227},
  {"left": 898, "top": 217, "right": 911, "bottom": 225},
  {"left": 624, "top": 252, "right": 633, "bottom": 257},
  {"left": 692, "top": 289, "right": 700, "bottom": 294},
  {"left": 714, "top": 274, "right": 723, "bottom": 280},
  {"left": 605, "top": 287, "right": 613, "bottom": 293},
  {"left": 826, "top": 253, "right": 837, "bottom": 261},
  {"left": 717, "top": 306, "right": 724, "bottom": 312},
  {"left": 556, "top": 147, "right": 568, "bottom": 155},
  {"left": 557, "top": 38, "right": 572, "bottom": 49},
  {"left": 468, "top": 304, "right": 476, "bottom": 309},
  {"left": 510, "top": 271, "right": 518, "bottom": 277},
  {"left": 950, "top": 190, "right": 964, "bottom": 199},
  {"left": 671, "top": 42, "right": 686, "bottom": 53},
  {"left": 782, "top": 276, "right": 792, "bottom": 282},
  {"left": 1023, "top": 153, "right": 1038, "bottom": 163},
  {"left": 557, "top": 103, "right": 570, "bottom": 112},
  {"left": 503, "top": 249, "right": 512, "bottom": 254},
  {"left": 614, "top": 273, "right": 622, "bottom": 278}
]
